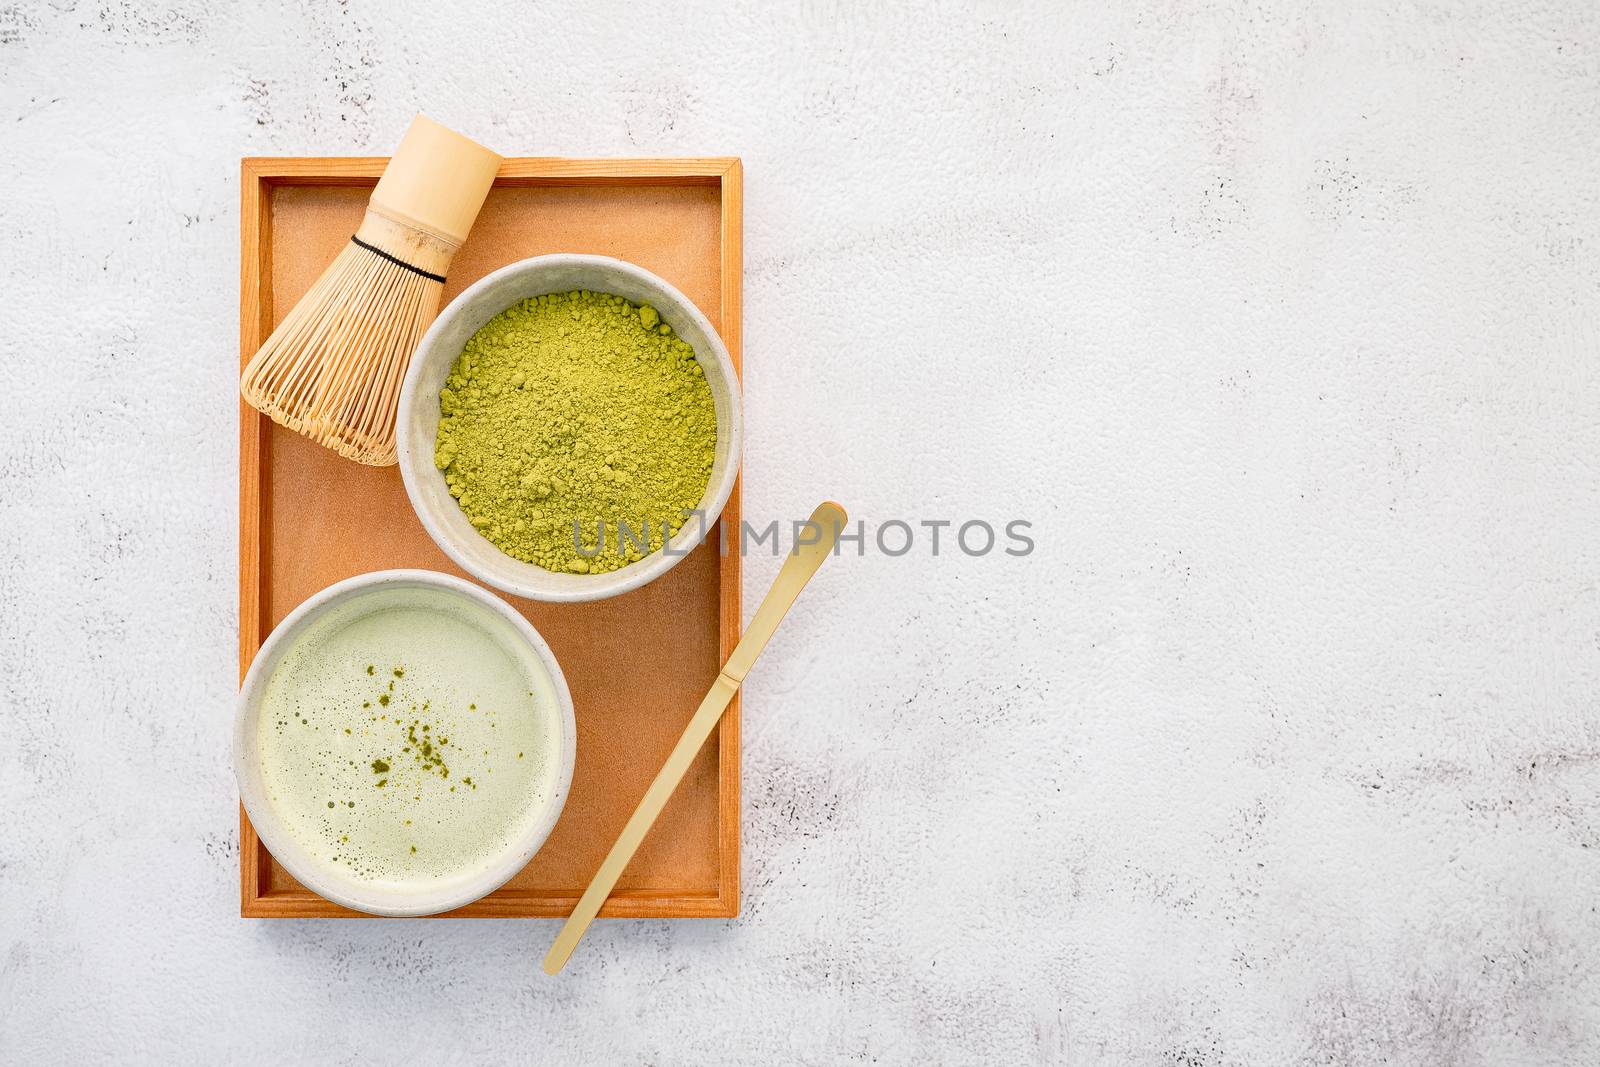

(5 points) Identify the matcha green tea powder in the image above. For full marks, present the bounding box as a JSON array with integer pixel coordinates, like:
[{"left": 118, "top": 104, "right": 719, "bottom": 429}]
[{"left": 434, "top": 290, "right": 716, "bottom": 574}]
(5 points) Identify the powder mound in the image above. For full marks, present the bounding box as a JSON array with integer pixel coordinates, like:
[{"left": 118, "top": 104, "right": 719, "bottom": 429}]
[{"left": 433, "top": 289, "right": 716, "bottom": 574}]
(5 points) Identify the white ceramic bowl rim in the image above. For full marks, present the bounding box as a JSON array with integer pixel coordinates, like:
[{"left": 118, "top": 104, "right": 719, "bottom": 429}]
[
  {"left": 395, "top": 253, "right": 743, "bottom": 603},
  {"left": 233, "top": 569, "right": 577, "bottom": 917}
]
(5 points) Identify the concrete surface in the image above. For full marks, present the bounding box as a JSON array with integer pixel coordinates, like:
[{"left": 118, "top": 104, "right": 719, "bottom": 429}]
[{"left": 3, "top": 1, "right": 1599, "bottom": 1063}]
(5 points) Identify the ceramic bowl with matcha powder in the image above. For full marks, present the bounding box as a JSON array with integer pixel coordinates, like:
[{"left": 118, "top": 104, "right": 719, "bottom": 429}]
[
  {"left": 234, "top": 570, "right": 576, "bottom": 916},
  {"left": 396, "top": 254, "right": 742, "bottom": 603}
]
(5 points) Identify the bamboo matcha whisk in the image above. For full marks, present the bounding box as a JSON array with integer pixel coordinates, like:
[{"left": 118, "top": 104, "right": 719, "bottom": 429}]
[{"left": 241, "top": 115, "right": 501, "bottom": 466}]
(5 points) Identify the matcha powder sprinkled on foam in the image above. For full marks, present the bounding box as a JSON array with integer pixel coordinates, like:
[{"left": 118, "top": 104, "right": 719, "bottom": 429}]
[{"left": 434, "top": 289, "right": 716, "bottom": 574}]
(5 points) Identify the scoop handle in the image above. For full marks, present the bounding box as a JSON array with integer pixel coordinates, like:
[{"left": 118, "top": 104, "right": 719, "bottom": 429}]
[{"left": 543, "top": 501, "right": 847, "bottom": 975}]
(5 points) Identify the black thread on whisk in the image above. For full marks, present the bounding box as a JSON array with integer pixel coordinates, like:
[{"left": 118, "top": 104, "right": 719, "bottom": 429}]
[{"left": 349, "top": 234, "right": 447, "bottom": 284}]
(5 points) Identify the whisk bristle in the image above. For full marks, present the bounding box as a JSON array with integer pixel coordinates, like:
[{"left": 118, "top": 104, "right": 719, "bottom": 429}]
[{"left": 240, "top": 239, "right": 443, "bottom": 466}]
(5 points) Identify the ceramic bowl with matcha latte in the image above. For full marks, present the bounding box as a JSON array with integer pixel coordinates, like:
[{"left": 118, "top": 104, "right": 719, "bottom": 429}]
[
  {"left": 396, "top": 254, "right": 742, "bottom": 603},
  {"left": 234, "top": 569, "right": 577, "bottom": 916}
]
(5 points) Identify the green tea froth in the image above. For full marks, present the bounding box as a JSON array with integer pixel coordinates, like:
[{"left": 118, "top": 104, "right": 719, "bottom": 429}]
[{"left": 256, "top": 585, "right": 561, "bottom": 887}]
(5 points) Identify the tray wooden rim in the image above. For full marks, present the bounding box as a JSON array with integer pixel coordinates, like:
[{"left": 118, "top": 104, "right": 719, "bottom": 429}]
[{"left": 238, "top": 156, "right": 744, "bottom": 918}]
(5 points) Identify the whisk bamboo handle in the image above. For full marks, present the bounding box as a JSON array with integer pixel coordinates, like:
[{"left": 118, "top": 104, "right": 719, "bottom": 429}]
[
  {"left": 351, "top": 115, "right": 502, "bottom": 279},
  {"left": 350, "top": 209, "right": 456, "bottom": 280},
  {"left": 371, "top": 114, "right": 501, "bottom": 251},
  {"left": 542, "top": 502, "right": 848, "bottom": 975}
]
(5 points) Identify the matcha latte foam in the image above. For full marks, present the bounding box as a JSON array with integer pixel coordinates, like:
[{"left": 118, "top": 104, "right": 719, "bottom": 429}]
[
  {"left": 433, "top": 289, "right": 716, "bottom": 575},
  {"left": 254, "top": 583, "right": 563, "bottom": 888}
]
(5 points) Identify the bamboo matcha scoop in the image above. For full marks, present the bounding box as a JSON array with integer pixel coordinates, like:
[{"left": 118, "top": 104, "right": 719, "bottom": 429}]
[{"left": 543, "top": 501, "right": 847, "bottom": 975}]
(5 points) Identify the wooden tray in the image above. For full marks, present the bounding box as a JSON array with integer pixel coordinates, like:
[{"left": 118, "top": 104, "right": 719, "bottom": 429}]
[{"left": 238, "top": 157, "right": 743, "bottom": 917}]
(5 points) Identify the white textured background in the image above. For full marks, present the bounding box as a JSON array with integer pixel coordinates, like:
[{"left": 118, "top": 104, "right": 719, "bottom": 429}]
[{"left": 2, "top": 1, "right": 1599, "bottom": 1063}]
